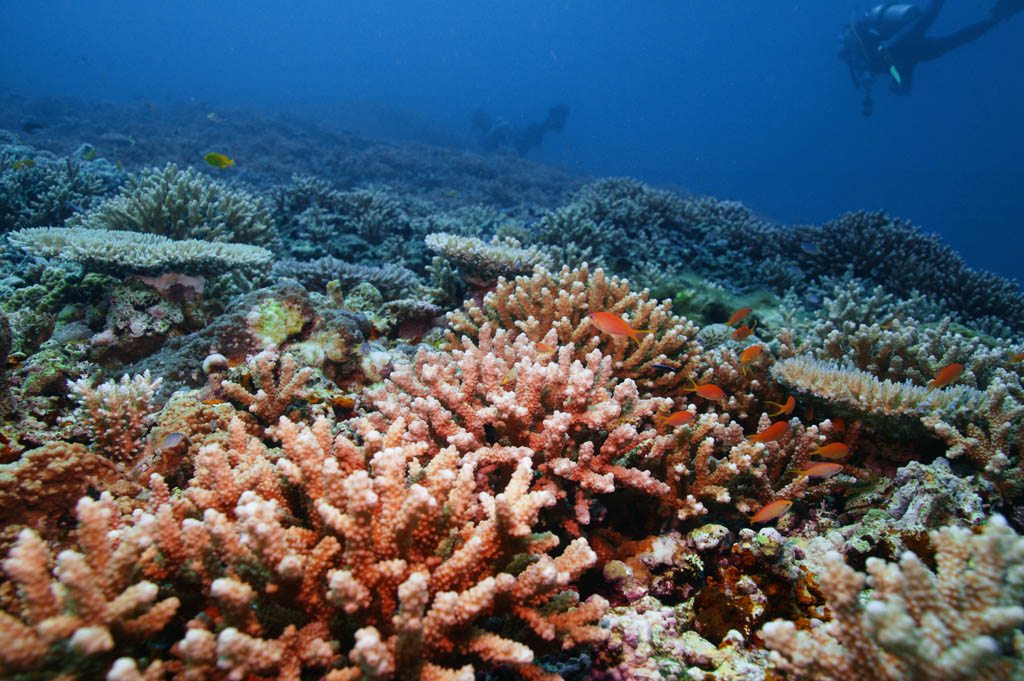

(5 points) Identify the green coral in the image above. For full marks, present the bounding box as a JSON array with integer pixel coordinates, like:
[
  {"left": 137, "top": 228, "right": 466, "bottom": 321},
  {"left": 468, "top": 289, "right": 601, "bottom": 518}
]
[{"left": 248, "top": 298, "right": 307, "bottom": 347}]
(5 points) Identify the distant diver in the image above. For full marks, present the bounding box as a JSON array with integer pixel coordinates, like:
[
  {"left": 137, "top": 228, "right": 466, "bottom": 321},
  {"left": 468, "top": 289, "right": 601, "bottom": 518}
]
[
  {"left": 837, "top": 0, "right": 1024, "bottom": 116},
  {"left": 471, "top": 105, "right": 570, "bottom": 156}
]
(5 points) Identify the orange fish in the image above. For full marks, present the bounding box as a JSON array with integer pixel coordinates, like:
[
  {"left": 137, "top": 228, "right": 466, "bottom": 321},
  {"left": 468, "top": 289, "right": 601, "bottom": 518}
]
[
  {"left": 1009, "top": 352, "right": 1024, "bottom": 364},
  {"left": 809, "top": 442, "right": 849, "bottom": 459},
  {"left": 793, "top": 462, "right": 843, "bottom": 484},
  {"left": 685, "top": 377, "right": 725, "bottom": 401},
  {"left": 924, "top": 363, "right": 964, "bottom": 396},
  {"left": 732, "top": 320, "right": 757, "bottom": 341},
  {"left": 764, "top": 396, "right": 795, "bottom": 417},
  {"left": 749, "top": 500, "right": 793, "bottom": 524},
  {"left": 831, "top": 418, "right": 846, "bottom": 435},
  {"left": 747, "top": 420, "right": 789, "bottom": 443},
  {"left": 536, "top": 341, "right": 556, "bottom": 357},
  {"left": 657, "top": 410, "right": 694, "bottom": 431},
  {"left": 589, "top": 312, "right": 651, "bottom": 347},
  {"left": 740, "top": 344, "right": 763, "bottom": 376},
  {"left": 726, "top": 307, "right": 753, "bottom": 327}
]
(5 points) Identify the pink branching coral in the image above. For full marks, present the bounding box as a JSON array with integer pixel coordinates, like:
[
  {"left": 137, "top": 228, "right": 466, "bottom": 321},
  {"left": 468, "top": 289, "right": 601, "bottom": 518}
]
[
  {"left": 220, "top": 346, "right": 312, "bottom": 425},
  {"left": 356, "top": 323, "right": 676, "bottom": 531},
  {"left": 67, "top": 370, "right": 163, "bottom": 461},
  {"left": 445, "top": 263, "right": 702, "bottom": 395}
]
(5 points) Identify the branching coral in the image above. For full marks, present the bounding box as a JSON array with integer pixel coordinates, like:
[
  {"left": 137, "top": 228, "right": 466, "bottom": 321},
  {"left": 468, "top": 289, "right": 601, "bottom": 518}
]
[
  {"left": 68, "top": 162, "right": 278, "bottom": 248},
  {"left": 220, "top": 346, "right": 313, "bottom": 425},
  {"left": 0, "top": 497, "right": 179, "bottom": 677},
  {"left": 762, "top": 515, "right": 1024, "bottom": 681},
  {"left": 446, "top": 263, "right": 702, "bottom": 395},
  {"left": 357, "top": 323, "right": 675, "bottom": 531},
  {"left": 67, "top": 370, "right": 163, "bottom": 461}
]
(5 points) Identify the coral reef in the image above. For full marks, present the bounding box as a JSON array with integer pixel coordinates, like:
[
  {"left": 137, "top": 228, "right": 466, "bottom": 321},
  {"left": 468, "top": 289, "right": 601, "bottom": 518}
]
[
  {"left": 2, "top": 90, "right": 1024, "bottom": 681},
  {"left": 762, "top": 515, "right": 1024, "bottom": 681}
]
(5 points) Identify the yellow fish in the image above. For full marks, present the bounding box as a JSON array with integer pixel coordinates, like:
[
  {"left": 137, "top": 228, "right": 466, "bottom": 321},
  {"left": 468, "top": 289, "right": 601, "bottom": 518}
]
[
  {"left": 12, "top": 158, "right": 35, "bottom": 170},
  {"left": 83, "top": 148, "right": 95, "bottom": 161},
  {"left": 203, "top": 152, "right": 234, "bottom": 168}
]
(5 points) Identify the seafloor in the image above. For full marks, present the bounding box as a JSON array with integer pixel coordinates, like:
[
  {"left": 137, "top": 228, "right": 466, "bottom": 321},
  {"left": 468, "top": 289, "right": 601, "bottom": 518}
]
[{"left": 0, "top": 92, "right": 1023, "bottom": 681}]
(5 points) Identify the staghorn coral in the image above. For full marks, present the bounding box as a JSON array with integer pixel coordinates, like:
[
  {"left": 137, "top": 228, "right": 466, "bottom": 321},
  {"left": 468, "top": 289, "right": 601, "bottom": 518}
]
[
  {"left": 68, "top": 162, "right": 278, "bottom": 248},
  {"left": 357, "top": 323, "right": 675, "bottom": 532},
  {"left": 0, "top": 496, "right": 180, "bottom": 678},
  {"left": 66, "top": 370, "right": 163, "bottom": 462},
  {"left": 446, "top": 263, "right": 702, "bottom": 395},
  {"left": 220, "top": 346, "right": 313, "bottom": 426},
  {"left": 7, "top": 226, "right": 273, "bottom": 275},
  {"left": 762, "top": 514, "right": 1024, "bottom": 681}
]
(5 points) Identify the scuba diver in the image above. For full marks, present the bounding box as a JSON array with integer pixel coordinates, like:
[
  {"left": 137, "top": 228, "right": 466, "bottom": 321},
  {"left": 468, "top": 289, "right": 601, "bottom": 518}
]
[
  {"left": 471, "top": 105, "right": 570, "bottom": 156},
  {"left": 838, "top": 0, "right": 1024, "bottom": 116}
]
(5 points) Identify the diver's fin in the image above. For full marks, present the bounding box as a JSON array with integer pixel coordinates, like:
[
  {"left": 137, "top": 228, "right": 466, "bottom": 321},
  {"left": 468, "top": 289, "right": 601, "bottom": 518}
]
[{"left": 992, "top": 0, "right": 1024, "bottom": 21}]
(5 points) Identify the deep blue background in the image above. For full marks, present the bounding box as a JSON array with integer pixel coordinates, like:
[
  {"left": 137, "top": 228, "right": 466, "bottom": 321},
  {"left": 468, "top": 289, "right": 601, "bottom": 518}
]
[{"left": 1, "top": 1, "right": 1021, "bottom": 283}]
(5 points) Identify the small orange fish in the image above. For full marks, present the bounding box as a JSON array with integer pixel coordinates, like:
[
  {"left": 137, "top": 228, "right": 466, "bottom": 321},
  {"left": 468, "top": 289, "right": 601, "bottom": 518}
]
[
  {"left": 747, "top": 420, "right": 789, "bottom": 443},
  {"left": 536, "top": 341, "right": 556, "bottom": 357},
  {"left": 740, "top": 344, "right": 763, "bottom": 376},
  {"left": 201, "top": 398, "right": 227, "bottom": 405},
  {"left": 726, "top": 307, "right": 753, "bottom": 327},
  {"left": 685, "top": 377, "right": 725, "bottom": 401},
  {"left": 1009, "top": 352, "right": 1024, "bottom": 364},
  {"left": 330, "top": 395, "right": 356, "bottom": 410},
  {"left": 831, "top": 418, "right": 846, "bottom": 435},
  {"left": 657, "top": 410, "right": 694, "bottom": 431},
  {"left": 749, "top": 500, "right": 793, "bottom": 524},
  {"left": 809, "top": 442, "right": 850, "bottom": 459},
  {"left": 589, "top": 312, "right": 651, "bottom": 346},
  {"left": 924, "top": 363, "right": 964, "bottom": 396},
  {"left": 764, "top": 396, "right": 795, "bottom": 417},
  {"left": 793, "top": 462, "right": 843, "bottom": 484},
  {"left": 732, "top": 320, "right": 757, "bottom": 341}
]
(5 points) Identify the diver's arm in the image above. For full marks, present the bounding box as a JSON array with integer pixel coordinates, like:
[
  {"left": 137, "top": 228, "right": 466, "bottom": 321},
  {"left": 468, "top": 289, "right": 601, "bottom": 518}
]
[{"left": 881, "top": 0, "right": 944, "bottom": 51}]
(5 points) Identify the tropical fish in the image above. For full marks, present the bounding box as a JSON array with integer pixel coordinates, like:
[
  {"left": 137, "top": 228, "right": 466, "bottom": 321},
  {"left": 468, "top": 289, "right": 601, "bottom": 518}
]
[
  {"left": 809, "top": 443, "right": 849, "bottom": 459},
  {"left": 657, "top": 410, "right": 694, "bottom": 431},
  {"left": 747, "top": 420, "right": 789, "bottom": 443},
  {"left": 749, "top": 500, "right": 793, "bottom": 524},
  {"left": 924, "top": 363, "right": 964, "bottom": 396},
  {"left": 207, "top": 112, "right": 226, "bottom": 122},
  {"left": 535, "top": 341, "right": 556, "bottom": 357},
  {"left": 203, "top": 152, "right": 234, "bottom": 168},
  {"left": 651, "top": 363, "right": 679, "bottom": 373},
  {"left": 11, "top": 158, "right": 35, "bottom": 170},
  {"left": 732, "top": 320, "right": 757, "bottom": 341},
  {"left": 726, "top": 307, "right": 753, "bottom": 327},
  {"left": 793, "top": 462, "right": 843, "bottom": 484},
  {"left": 589, "top": 312, "right": 651, "bottom": 346},
  {"left": 1009, "top": 352, "right": 1024, "bottom": 364},
  {"left": 83, "top": 147, "right": 95, "bottom": 161},
  {"left": 831, "top": 418, "right": 846, "bottom": 435},
  {"left": 740, "top": 344, "right": 763, "bottom": 375},
  {"left": 157, "top": 432, "right": 188, "bottom": 452},
  {"left": 764, "top": 396, "right": 795, "bottom": 417},
  {"left": 685, "top": 377, "right": 725, "bottom": 401}
]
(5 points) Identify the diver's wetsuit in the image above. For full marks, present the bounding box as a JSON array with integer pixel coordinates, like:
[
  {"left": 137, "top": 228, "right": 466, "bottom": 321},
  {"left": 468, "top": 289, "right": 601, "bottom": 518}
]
[{"left": 844, "top": 0, "right": 1000, "bottom": 95}]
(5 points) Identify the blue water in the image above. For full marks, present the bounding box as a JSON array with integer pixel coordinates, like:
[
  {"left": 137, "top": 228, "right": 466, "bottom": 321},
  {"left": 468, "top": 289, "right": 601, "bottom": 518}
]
[{"left": 2, "top": 0, "right": 1021, "bottom": 282}]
